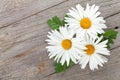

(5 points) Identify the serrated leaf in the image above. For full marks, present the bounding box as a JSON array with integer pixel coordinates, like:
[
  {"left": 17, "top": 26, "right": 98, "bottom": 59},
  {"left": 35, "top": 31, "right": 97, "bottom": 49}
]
[
  {"left": 103, "top": 30, "right": 118, "bottom": 39},
  {"left": 54, "top": 60, "right": 74, "bottom": 73},
  {"left": 102, "top": 29, "right": 118, "bottom": 48},
  {"left": 54, "top": 62, "right": 67, "bottom": 73},
  {"left": 47, "top": 16, "right": 67, "bottom": 30}
]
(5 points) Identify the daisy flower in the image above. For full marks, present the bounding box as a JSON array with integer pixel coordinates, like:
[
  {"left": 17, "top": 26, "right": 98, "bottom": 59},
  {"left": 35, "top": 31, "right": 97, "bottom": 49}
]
[
  {"left": 65, "top": 4, "right": 107, "bottom": 37},
  {"left": 78, "top": 34, "right": 110, "bottom": 70},
  {"left": 46, "top": 26, "right": 85, "bottom": 66}
]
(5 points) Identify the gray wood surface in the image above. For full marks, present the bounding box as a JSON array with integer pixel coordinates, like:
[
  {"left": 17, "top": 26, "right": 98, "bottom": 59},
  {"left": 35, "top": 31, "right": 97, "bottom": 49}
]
[{"left": 0, "top": 0, "right": 120, "bottom": 80}]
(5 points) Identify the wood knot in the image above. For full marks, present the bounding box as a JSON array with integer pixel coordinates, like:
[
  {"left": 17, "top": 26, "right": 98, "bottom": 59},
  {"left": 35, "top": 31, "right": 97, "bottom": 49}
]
[{"left": 37, "top": 62, "right": 46, "bottom": 74}]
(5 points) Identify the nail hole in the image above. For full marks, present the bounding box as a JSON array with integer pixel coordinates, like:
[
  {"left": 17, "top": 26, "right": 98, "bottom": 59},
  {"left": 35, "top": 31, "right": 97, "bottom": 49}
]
[{"left": 115, "top": 26, "right": 119, "bottom": 29}]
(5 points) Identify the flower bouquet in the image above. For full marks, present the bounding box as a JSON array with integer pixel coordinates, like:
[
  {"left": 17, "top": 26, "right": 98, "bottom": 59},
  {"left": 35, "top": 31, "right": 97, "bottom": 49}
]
[{"left": 46, "top": 4, "right": 118, "bottom": 73}]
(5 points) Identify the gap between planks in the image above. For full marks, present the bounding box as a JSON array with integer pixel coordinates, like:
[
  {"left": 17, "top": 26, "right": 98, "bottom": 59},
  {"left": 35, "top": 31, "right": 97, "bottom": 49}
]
[
  {"left": 0, "top": 0, "right": 69, "bottom": 30},
  {"left": 0, "top": 0, "right": 120, "bottom": 30}
]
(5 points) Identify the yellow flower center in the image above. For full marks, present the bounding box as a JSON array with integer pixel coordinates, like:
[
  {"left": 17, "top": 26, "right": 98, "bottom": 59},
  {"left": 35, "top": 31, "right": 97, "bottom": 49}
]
[
  {"left": 61, "top": 39, "right": 72, "bottom": 50},
  {"left": 84, "top": 44, "right": 95, "bottom": 55},
  {"left": 80, "top": 17, "right": 91, "bottom": 29}
]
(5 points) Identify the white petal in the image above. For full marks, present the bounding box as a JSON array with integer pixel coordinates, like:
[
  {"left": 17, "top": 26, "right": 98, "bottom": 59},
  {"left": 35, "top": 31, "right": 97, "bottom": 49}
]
[
  {"left": 65, "top": 52, "right": 70, "bottom": 66},
  {"left": 81, "top": 56, "right": 89, "bottom": 69}
]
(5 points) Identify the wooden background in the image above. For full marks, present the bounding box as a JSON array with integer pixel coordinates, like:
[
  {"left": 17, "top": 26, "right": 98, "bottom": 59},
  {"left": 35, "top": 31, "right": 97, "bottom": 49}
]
[{"left": 0, "top": 0, "right": 120, "bottom": 80}]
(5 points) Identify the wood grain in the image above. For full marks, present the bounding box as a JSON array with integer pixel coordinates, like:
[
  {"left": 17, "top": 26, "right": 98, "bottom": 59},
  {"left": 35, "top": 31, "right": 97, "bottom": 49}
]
[
  {"left": 0, "top": 0, "right": 120, "bottom": 80},
  {"left": 0, "top": 0, "right": 67, "bottom": 28},
  {"left": 43, "top": 46, "right": 120, "bottom": 80}
]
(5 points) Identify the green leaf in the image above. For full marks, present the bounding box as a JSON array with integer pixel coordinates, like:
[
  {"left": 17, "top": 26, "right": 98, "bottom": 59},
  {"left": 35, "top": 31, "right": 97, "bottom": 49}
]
[
  {"left": 103, "top": 30, "right": 118, "bottom": 39},
  {"left": 54, "top": 62, "right": 67, "bottom": 73},
  {"left": 47, "top": 16, "right": 67, "bottom": 30},
  {"left": 68, "top": 60, "right": 74, "bottom": 68},
  {"left": 54, "top": 60, "right": 74, "bottom": 73},
  {"left": 102, "top": 29, "right": 118, "bottom": 48}
]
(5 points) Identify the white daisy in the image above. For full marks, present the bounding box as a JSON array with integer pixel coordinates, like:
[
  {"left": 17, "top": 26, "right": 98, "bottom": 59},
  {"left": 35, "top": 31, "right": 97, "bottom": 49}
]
[
  {"left": 46, "top": 26, "right": 85, "bottom": 66},
  {"left": 65, "top": 4, "right": 107, "bottom": 37},
  {"left": 78, "top": 35, "right": 110, "bottom": 70}
]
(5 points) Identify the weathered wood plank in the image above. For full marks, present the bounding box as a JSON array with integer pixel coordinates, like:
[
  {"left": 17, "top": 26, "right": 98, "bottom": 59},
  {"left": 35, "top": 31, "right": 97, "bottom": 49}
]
[
  {"left": 106, "top": 13, "right": 120, "bottom": 49},
  {"left": 0, "top": 0, "right": 119, "bottom": 63},
  {"left": 42, "top": 47, "right": 120, "bottom": 80},
  {"left": 0, "top": 0, "right": 120, "bottom": 80},
  {"left": 0, "top": 0, "right": 67, "bottom": 28}
]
